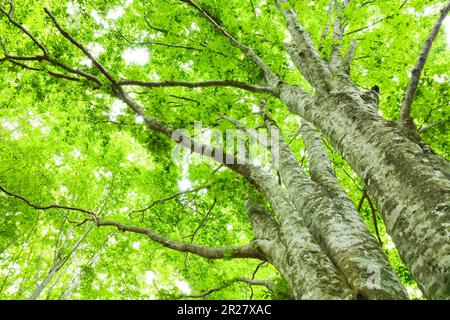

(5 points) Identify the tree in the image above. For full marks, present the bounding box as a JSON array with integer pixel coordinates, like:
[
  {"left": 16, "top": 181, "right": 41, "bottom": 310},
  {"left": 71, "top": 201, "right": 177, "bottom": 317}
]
[{"left": 0, "top": 0, "right": 449, "bottom": 299}]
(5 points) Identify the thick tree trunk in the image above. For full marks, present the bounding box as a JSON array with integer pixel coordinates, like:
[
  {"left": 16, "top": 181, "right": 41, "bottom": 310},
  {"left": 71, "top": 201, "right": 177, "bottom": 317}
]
[
  {"left": 281, "top": 82, "right": 450, "bottom": 299},
  {"left": 246, "top": 203, "right": 352, "bottom": 299},
  {"left": 264, "top": 117, "right": 408, "bottom": 299}
]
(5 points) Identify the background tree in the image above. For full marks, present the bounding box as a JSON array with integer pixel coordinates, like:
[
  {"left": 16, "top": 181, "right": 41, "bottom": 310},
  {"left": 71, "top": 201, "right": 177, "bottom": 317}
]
[{"left": 0, "top": 0, "right": 449, "bottom": 299}]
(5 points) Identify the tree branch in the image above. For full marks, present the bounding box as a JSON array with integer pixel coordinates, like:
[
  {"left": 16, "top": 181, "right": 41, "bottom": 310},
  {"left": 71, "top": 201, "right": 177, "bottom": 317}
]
[
  {"left": 220, "top": 115, "right": 268, "bottom": 148},
  {"left": 0, "top": 0, "right": 48, "bottom": 55},
  {"left": 44, "top": 7, "right": 116, "bottom": 84},
  {"left": 96, "top": 219, "right": 265, "bottom": 260},
  {"left": 419, "top": 119, "right": 449, "bottom": 134},
  {"left": 300, "top": 121, "right": 343, "bottom": 193},
  {"left": 342, "top": 39, "right": 357, "bottom": 74},
  {"left": 0, "top": 185, "right": 265, "bottom": 261},
  {"left": 366, "top": 193, "right": 383, "bottom": 246},
  {"left": 329, "top": 0, "right": 350, "bottom": 75},
  {"left": 399, "top": 1, "right": 450, "bottom": 126},
  {"left": 118, "top": 79, "right": 277, "bottom": 96},
  {"left": 274, "top": 0, "right": 333, "bottom": 92},
  {"left": 130, "top": 184, "right": 212, "bottom": 216},
  {"left": 0, "top": 185, "right": 96, "bottom": 217},
  {"left": 142, "top": 0, "right": 169, "bottom": 33},
  {"left": 179, "top": 276, "right": 275, "bottom": 298},
  {"left": 114, "top": 24, "right": 203, "bottom": 51},
  {"left": 180, "top": 0, "right": 280, "bottom": 85}
]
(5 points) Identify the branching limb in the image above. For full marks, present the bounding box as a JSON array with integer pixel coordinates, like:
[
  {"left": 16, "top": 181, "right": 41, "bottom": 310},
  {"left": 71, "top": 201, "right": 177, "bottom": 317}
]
[
  {"left": 180, "top": 0, "right": 280, "bottom": 85},
  {"left": 0, "top": 185, "right": 265, "bottom": 261},
  {"left": 342, "top": 39, "right": 357, "bottom": 74},
  {"left": 118, "top": 79, "right": 277, "bottom": 96},
  {"left": 44, "top": 8, "right": 116, "bottom": 84},
  {"left": 274, "top": 0, "right": 333, "bottom": 92},
  {"left": 0, "top": 185, "right": 96, "bottom": 217},
  {"left": 399, "top": 1, "right": 450, "bottom": 127},
  {"left": 130, "top": 184, "right": 212, "bottom": 216},
  {"left": 219, "top": 115, "right": 268, "bottom": 148},
  {"left": 419, "top": 119, "right": 449, "bottom": 134},
  {"left": 345, "top": 15, "right": 393, "bottom": 36},
  {"left": 96, "top": 219, "right": 265, "bottom": 260},
  {"left": 300, "top": 121, "right": 342, "bottom": 193},
  {"left": 142, "top": 0, "right": 168, "bottom": 33},
  {"left": 114, "top": 24, "right": 203, "bottom": 51},
  {"left": 189, "top": 197, "right": 216, "bottom": 243},
  {"left": 0, "top": 0, "right": 48, "bottom": 55},
  {"left": 178, "top": 277, "right": 276, "bottom": 299},
  {"left": 0, "top": 21, "right": 102, "bottom": 87},
  {"left": 329, "top": 0, "right": 350, "bottom": 75},
  {"left": 366, "top": 194, "right": 383, "bottom": 246},
  {"left": 357, "top": 188, "right": 382, "bottom": 246},
  {"left": 357, "top": 187, "right": 368, "bottom": 212}
]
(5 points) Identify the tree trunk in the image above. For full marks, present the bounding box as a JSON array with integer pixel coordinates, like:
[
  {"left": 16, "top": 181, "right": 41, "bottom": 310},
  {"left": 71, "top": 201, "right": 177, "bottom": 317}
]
[
  {"left": 264, "top": 117, "right": 408, "bottom": 299},
  {"left": 246, "top": 202, "right": 352, "bottom": 299},
  {"left": 281, "top": 82, "right": 450, "bottom": 299}
]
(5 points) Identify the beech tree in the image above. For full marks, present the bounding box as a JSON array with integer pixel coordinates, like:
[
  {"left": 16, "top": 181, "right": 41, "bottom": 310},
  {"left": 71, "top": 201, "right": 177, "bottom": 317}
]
[{"left": 0, "top": 0, "right": 449, "bottom": 300}]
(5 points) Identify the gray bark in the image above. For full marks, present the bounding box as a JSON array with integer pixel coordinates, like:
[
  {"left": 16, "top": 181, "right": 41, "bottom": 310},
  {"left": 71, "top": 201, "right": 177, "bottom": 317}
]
[
  {"left": 246, "top": 202, "right": 352, "bottom": 299},
  {"left": 281, "top": 82, "right": 450, "bottom": 299},
  {"left": 264, "top": 116, "right": 408, "bottom": 299}
]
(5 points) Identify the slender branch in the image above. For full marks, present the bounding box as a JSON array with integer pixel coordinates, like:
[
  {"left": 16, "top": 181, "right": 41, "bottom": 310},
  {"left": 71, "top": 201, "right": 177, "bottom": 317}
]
[
  {"left": 142, "top": 0, "right": 169, "bottom": 33},
  {"left": 47, "top": 58, "right": 103, "bottom": 86},
  {"left": 189, "top": 197, "right": 216, "bottom": 243},
  {"left": 0, "top": 185, "right": 96, "bottom": 216},
  {"left": 274, "top": 0, "right": 333, "bottom": 92},
  {"left": 342, "top": 39, "right": 357, "bottom": 74},
  {"left": 47, "top": 71, "right": 81, "bottom": 82},
  {"left": 0, "top": 0, "right": 48, "bottom": 55},
  {"left": 345, "top": 15, "right": 393, "bottom": 36},
  {"left": 131, "top": 184, "right": 212, "bottom": 215},
  {"left": 96, "top": 219, "right": 265, "bottom": 260},
  {"left": 0, "top": 185, "right": 265, "bottom": 261},
  {"left": 419, "top": 119, "right": 449, "bottom": 134},
  {"left": 357, "top": 188, "right": 382, "bottom": 246},
  {"left": 357, "top": 188, "right": 368, "bottom": 212},
  {"left": 44, "top": 7, "right": 116, "bottom": 84},
  {"left": 220, "top": 115, "right": 269, "bottom": 148},
  {"left": 346, "top": 0, "right": 409, "bottom": 36},
  {"left": 399, "top": 1, "right": 450, "bottom": 126},
  {"left": 183, "top": 277, "right": 276, "bottom": 298},
  {"left": 118, "top": 79, "right": 277, "bottom": 96},
  {"left": 249, "top": 0, "right": 257, "bottom": 18},
  {"left": 169, "top": 94, "right": 200, "bottom": 105},
  {"left": 180, "top": 0, "right": 279, "bottom": 85},
  {"left": 0, "top": 34, "right": 101, "bottom": 86},
  {"left": 366, "top": 194, "right": 383, "bottom": 246},
  {"left": 329, "top": 0, "right": 350, "bottom": 74},
  {"left": 114, "top": 24, "right": 203, "bottom": 51}
]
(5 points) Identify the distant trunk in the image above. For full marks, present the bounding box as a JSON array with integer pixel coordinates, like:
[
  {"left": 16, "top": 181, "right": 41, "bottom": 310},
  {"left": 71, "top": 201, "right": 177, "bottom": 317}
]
[
  {"left": 281, "top": 82, "right": 450, "bottom": 299},
  {"left": 28, "top": 223, "right": 93, "bottom": 300}
]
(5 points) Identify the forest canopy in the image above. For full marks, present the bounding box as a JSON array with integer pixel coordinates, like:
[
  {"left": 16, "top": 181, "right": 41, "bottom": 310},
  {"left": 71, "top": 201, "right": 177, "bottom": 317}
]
[{"left": 0, "top": 0, "right": 449, "bottom": 300}]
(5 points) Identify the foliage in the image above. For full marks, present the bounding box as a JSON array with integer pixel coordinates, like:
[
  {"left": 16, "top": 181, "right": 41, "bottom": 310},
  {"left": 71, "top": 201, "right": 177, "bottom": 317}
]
[{"left": 0, "top": 0, "right": 449, "bottom": 299}]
